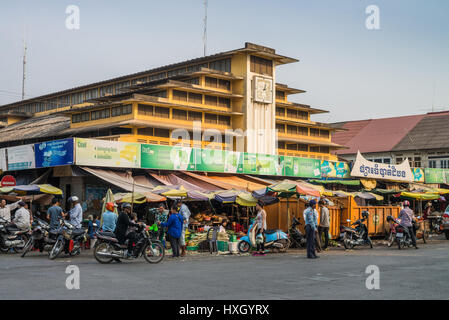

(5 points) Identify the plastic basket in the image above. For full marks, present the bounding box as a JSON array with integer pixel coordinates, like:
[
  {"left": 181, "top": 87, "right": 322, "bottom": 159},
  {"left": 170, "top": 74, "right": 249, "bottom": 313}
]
[{"left": 217, "top": 241, "right": 229, "bottom": 252}]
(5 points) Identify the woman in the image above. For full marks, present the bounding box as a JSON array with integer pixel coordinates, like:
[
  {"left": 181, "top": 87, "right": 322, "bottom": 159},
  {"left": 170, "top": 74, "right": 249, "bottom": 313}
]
[
  {"left": 160, "top": 205, "right": 183, "bottom": 258},
  {"left": 253, "top": 201, "right": 267, "bottom": 256}
]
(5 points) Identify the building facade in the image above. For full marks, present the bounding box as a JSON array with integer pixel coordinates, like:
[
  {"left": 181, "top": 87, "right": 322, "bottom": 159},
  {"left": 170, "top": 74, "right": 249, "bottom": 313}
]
[{"left": 0, "top": 43, "right": 344, "bottom": 160}]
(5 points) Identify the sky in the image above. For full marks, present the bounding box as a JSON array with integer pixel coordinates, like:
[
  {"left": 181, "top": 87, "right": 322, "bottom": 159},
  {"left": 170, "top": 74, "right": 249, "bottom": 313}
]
[{"left": 0, "top": 0, "right": 448, "bottom": 123}]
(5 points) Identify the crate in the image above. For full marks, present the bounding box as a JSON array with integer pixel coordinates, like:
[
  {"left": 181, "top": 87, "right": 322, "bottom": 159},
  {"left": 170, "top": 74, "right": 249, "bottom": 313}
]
[
  {"left": 217, "top": 241, "right": 229, "bottom": 252},
  {"left": 186, "top": 246, "right": 198, "bottom": 251}
]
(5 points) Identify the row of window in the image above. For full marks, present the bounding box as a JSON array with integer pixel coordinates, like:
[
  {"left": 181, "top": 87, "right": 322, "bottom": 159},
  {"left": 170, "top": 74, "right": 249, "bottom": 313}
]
[
  {"left": 204, "top": 77, "right": 231, "bottom": 90},
  {"left": 72, "top": 104, "right": 132, "bottom": 123},
  {"left": 276, "top": 107, "right": 308, "bottom": 120},
  {"left": 137, "top": 104, "right": 231, "bottom": 125},
  {"left": 172, "top": 90, "right": 231, "bottom": 108},
  {"left": 276, "top": 123, "right": 329, "bottom": 138},
  {"left": 276, "top": 90, "right": 285, "bottom": 100},
  {"left": 250, "top": 55, "right": 273, "bottom": 76},
  {"left": 137, "top": 127, "right": 170, "bottom": 138},
  {"left": 278, "top": 142, "right": 330, "bottom": 154},
  {"left": 13, "top": 58, "right": 232, "bottom": 114}
]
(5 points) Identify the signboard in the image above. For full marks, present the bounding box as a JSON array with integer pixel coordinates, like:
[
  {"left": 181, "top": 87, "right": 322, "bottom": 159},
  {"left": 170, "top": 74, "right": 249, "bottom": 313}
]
[
  {"left": 141, "top": 144, "right": 195, "bottom": 171},
  {"left": 7, "top": 144, "right": 35, "bottom": 171},
  {"left": 320, "top": 160, "right": 351, "bottom": 179},
  {"left": 0, "top": 175, "right": 16, "bottom": 187},
  {"left": 35, "top": 138, "right": 74, "bottom": 168},
  {"left": 242, "top": 153, "right": 280, "bottom": 176},
  {"left": 194, "top": 149, "right": 244, "bottom": 174},
  {"left": 283, "top": 156, "right": 321, "bottom": 178},
  {"left": 75, "top": 138, "right": 141, "bottom": 168},
  {"left": 412, "top": 168, "right": 425, "bottom": 183},
  {"left": 350, "top": 151, "right": 413, "bottom": 182},
  {"left": 424, "top": 168, "right": 449, "bottom": 184}
]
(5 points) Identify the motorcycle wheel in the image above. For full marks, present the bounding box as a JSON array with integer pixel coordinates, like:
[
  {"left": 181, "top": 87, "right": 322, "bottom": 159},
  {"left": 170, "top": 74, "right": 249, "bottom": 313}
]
[
  {"left": 366, "top": 236, "right": 373, "bottom": 249},
  {"left": 12, "top": 234, "right": 29, "bottom": 254},
  {"left": 93, "top": 242, "right": 113, "bottom": 264},
  {"left": 276, "top": 239, "right": 290, "bottom": 252},
  {"left": 343, "top": 234, "right": 354, "bottom": 249},
  {"left": 143, "top": 242, "right": 165, "bottom": 264},
  {"left": 445, "top": 230, "right": 449, "bottom": 240},
  {"left": 387, "top": 232, "right": 395, "bottom": 247},
  {"left": 397, "top": 238, "right": 402, "bottom": 250},
  {"left": 49, "top": 239, "right": 64, "bottom": 260},
  {"left": 238, "top": 241, "right": 250, "bottom": 253},
  {"left": 21, "top": 238, "right": 34, "bottom": 258},
  {"left": 422, "top": 230, "right": 428, "bottom": 243}
]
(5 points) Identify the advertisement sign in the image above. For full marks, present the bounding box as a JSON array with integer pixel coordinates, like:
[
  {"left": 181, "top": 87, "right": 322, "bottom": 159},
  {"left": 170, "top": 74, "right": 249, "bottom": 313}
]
[
  {"left": 424, "top": 168, "right": 448, "bottom": 184},
  {"left": 7, "top": 144, "right": 35, "bottom": 171},
  {"left": 141, "top": 144, "right": 195, "bottom": 171},
  {"left": 242, "top": 153, "right": 280, "bottom": 176},
  {"left": 1, "top": 175, "right": 16, "bottom": 187},
  {"left": 320, "top": 161, "right": 351, "bottom": 179},
  {"left": 75, "top": 138, "right": 141, "bottom": 168},
  {"left": 350, "top": 151, "right": 413, "bottom": 182},
  {"left": 194, "top": 149, "right": 244, "bottom": 174},
  {"left": 412, "top": 168, "right": 425, "bottom": 183},
  {"left": 35, "top": 138, "right": 74, "bottom": 168},
  {"left": 283, "top": 156, "right": 321, "bottom": 178}
]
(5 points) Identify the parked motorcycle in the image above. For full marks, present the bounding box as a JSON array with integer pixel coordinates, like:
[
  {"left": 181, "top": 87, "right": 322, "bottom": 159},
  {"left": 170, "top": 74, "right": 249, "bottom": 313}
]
[
  {"left": 48, "top": 219, "right": 87, "bottom": 260},
  {"left": 288, "top": 217, "right": 306, "bottom": 248},
  {"left": 238, "top": 220, "right": 290, "bottom": 253},
  {"left": 21, "top": 217, "right": 57, "bottom": 257},
  {"left": 0, "top": 217, "right": 29, "bottom": 253},
  {"left": 93, "top": 223, "right": 164, "bottom": 264},
  {"left": 340, "top": 211, "right": 373, "bottom": 249}
]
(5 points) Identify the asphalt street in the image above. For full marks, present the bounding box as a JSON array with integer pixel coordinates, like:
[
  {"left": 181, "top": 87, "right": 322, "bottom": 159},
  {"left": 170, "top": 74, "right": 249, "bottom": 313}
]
[{"left": 1, "top": 235, "right": 448, "bottom": 300}]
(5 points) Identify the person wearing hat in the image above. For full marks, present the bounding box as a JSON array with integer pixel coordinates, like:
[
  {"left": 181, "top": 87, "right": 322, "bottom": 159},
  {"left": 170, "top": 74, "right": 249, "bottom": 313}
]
[
  {"left": 304, "top": 199, "right": 319, "bottom": 259},
  {"left": 11, "top": 201, "right": 31, "bottom": 231},
  {"left": 68, "top": 196, "right": 83, "bottom": 228},
  {"left": 114, "top": 203, "right": 141, "bottom": 258},
  {"left": 101, "top": 202, "right": 118, "bottom": 232},
  {"left": 398, "top": 200, "right": 418, "bottom": 249}
]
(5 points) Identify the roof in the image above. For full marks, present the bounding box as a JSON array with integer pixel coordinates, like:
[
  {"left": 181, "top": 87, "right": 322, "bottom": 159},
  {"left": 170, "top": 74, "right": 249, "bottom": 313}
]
[
  {"left": 0, "top": 115, "right": 70, "bottom": 143},
  {"left": 332, "top": 111, "right": 449, "bottom": 155}
]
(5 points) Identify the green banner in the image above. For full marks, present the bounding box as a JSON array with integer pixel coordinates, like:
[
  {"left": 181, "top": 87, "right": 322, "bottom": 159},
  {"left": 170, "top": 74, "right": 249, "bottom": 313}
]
[
  {"left": 320, "top": 160, "right": 351, "bottom": 179},
  {"left": 242, "top": 153, "right": 281, "bottom": 175},
  {"left": 141, "top": 144, "right": 195, "bottom": 171},
  {"left": 283, "top": 156, "right": 321, "bottom": 178},
  {"left": 424, "top": 168, "right": 449, "bottom": 184},
  {"left": 194, "top": 149, "right": 244, "bottom": 174}
]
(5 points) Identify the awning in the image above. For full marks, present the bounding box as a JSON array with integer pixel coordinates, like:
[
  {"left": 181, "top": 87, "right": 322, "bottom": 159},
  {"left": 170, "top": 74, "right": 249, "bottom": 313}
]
[
  {"left": 267, "top": 179, "right": 320, "bottom": 198},
  {"left": 148, "top": 172, "right": 217, "bottom": 192},
  {"left": 400, "top": 192, "right": 440, "bottom": 200},
  {"left": 182, "top": 171, "right": 245, "bottom": 190},
  {"left": 310, "top": 179, "right": 360, "bottom": 186},
  {"left": 3, "top": 184, "right": 63, "bottom": 195},
  {"left": 204, "top": 174, "right": 268, "bottom": 192},
  {"left": 113, "top": 192, "right": 165, "bottom": 203}
]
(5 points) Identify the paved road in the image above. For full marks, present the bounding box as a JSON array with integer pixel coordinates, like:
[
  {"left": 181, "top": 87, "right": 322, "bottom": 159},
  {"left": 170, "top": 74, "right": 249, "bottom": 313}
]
[{"left": 1, "top": 236, "right": 448, "bottom": 300}]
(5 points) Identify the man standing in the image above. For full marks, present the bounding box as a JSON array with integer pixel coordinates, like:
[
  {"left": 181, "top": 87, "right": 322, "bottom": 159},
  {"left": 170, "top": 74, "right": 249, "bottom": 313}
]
[
  {"left": 318, "top": 199, "right": 330, "bottom": 251},
  {"left": 68, "top": 196, "right": 83, "bottom": 228},
  {"left": 304, "top": 199, "right": 319, "bottom": 259},
  {"left": 47, "top": 198, "right": 65, "bottom": 230},
  {"left": 0, "top": 199, "right": 21, "bottom": 222},
  {"left": 398, "top": 200, "right": 418, "bottom": 249},
  {"left": 11, "top": 201, "right": 31, "bottom": 230},
  {"left": 155, "top": 203, "right": 169, "bottom": 247},
  {"left": 177, "top": 200, "right": 191, "bottom": 256}
]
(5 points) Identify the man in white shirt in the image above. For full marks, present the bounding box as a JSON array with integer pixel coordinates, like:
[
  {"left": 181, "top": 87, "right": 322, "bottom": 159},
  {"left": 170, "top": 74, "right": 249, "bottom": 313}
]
[
  {"left": 11, "top": 201, "right": 31, "bottom": 230},
  {"left": 0, "top": 199, "right": 21, "bottom": 222},
  {"left": 68, "top": 196, "right": 83, "bottom": 228}
]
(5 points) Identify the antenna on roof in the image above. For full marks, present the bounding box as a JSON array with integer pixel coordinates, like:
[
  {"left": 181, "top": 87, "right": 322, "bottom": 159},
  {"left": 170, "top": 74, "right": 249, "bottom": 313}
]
[
  {"left": 203, "top": 0, "right": 208, "bottom": 56},
  {"left": 21, "top": 27, "right": 27, "bottom": 100}
]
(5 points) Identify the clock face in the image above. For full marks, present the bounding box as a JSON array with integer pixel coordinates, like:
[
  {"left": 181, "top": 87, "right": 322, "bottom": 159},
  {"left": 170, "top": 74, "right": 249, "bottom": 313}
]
[{"left": 254, "top": 77, "right": 273, "bottom": 104}]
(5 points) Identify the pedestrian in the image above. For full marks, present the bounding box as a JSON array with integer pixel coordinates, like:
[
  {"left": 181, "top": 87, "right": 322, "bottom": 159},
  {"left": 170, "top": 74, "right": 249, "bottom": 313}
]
[
  {"left": 253, "top": 201, "right": 267, "bottom": 256},
  {"left": 0, "top": 199, "right": 21, "bottom": 222},
  {"left": 398, "top": 200, "right": 418, "bottom": 249},
  {"left": 177, "top": 200, "right": 191, "bottom": 256},
  {"left": 318, "top": 199, "right": 330, "bottom": 251},
  {"left": 46, "top": 198, "right": 65, "bottom": 230},
  {"left": 87, "top": 215, "right": 96, "bottom": 249},
  {"left": 10, "top": 201, "right": 31, "bottom": 231},
  {"left": 155, "top": 203, "right": 169, "bottom": 248},
  {"left": 101, "top": 202, "right": 118, "bottom": 232},
  {"left": 160, "top": 205, "right": 183, "bottom": 258},
  {"left": 304, "top": 199, "right": 319, "bottom": 259},
  {"left": 68, "top": 196, "right": 83, "bottom": 228}
]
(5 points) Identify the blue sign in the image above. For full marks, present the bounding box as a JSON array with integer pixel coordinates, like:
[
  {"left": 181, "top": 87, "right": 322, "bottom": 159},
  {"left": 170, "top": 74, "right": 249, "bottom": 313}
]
[{"left": 35, "top": 138, "right": 74, "bottom": 168}]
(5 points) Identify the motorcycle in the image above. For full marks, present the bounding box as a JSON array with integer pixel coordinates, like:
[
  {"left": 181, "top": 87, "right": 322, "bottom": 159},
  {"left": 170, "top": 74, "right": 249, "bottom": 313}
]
[
  {"left": 48, "top": 219, "right": 87, "bottom": 260},
  {"left": 93, "top": 223, "right": 164, "bottom": 264},
  {"left": 21, "top": 217, "right": 54, "bottom": 257},
  {"left": 340, "top": 211, "right": 373, "bottom": 249},
  {"left": 387, "top": 216, "right": 426, "bottom": 247},
  {"left": 288, "top": 217, "right": 307, "bottom": 248},
  {"left": 387, "top": 216, "right": 418, "bottom": 250},
  {"left": 0, "top": 217, "right": 29, "bottom": 253},
  {"left": 238, "top": 220, "right": 290, "bottom": 253}
]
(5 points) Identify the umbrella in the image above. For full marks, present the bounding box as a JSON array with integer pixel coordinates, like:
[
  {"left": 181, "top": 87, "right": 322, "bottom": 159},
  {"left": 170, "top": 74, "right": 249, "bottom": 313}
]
[{"left": 10, "top": 184, "right": 63, "bottom": 195}]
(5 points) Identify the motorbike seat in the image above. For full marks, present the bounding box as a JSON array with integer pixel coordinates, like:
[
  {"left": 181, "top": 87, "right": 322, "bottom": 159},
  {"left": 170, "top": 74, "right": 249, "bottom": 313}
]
[
  {"left": 342, "top": 226, "right": 356, "bottom": 233},
  {"left": 73, "top": 228, "right": 85, "bottom": 236},
  {"left": 98, "top": 231, "right": 115, "bottom": 237},
  {"left": 264, "top": 229, "right": 278, "bottom": 235}
]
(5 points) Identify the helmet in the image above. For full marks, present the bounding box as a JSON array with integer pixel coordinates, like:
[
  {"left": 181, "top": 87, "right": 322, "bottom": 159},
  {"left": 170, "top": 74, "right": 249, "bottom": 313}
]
[
  {"left": 122, "top": 203, "right": 132, "bottom": 209},
  {"left": 69, "top": 196, "right": 79, "bottom": 202},
  {"left": 386, "top": 215, "right": 395, "bottom": 223},
  {"left": 403, "top": 200, "right": 410, "bottom": 207},
  {"left": 106, "top": 202, "right": 116, "bottom": 212},
  {"left": 361, "top": 211, "right": 369, "bottom": 219}
]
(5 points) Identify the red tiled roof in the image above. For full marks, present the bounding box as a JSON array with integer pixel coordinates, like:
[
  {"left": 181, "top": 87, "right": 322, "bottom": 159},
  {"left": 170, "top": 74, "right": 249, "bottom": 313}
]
[{"left": 332, "top": 114, "right": 426, "bottom": 155}]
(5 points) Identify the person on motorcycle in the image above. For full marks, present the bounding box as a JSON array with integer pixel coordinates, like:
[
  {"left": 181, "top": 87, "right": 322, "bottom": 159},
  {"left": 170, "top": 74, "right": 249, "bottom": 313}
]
[
  {"left": 114, "top": 203, "right": 141, "bottom": 258},
  {"left": 101, "top": 202, "right": 118, "bottom": 232},
  {"left": 0, "top": 199, "right": 21, "bottom": 222},
  {"left": 10, "top": 201, "right": 31, "bottom": 231},
  {"left": 304, "top": 199, "right": 319, "bottom": 259},
  {"left": 67, "top": 196, "right": 83, "bottom": 228},
  {"left": 253, "top": 201, "right": 267, "bottom": 256},
  {"left": 398, "top": 200, "right": 418, "bottom": 249}
]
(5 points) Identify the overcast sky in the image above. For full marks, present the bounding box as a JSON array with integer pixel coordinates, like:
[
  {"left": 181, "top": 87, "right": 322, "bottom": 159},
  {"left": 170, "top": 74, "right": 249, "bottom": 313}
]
[{"left": 1, "top": 0, "right": 448, "bottom": 123}]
